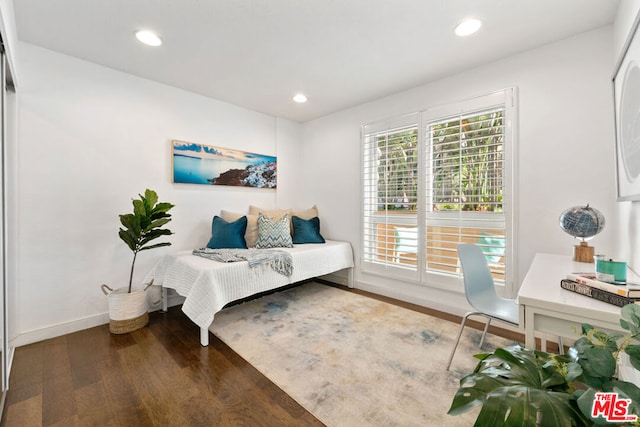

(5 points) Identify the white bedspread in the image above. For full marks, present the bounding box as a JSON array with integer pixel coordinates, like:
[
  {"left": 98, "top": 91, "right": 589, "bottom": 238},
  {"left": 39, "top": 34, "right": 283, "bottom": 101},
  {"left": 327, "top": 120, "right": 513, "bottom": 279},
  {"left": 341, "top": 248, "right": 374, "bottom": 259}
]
[{"left": 143, "top": 240, "right": 354, "bottom": 329}]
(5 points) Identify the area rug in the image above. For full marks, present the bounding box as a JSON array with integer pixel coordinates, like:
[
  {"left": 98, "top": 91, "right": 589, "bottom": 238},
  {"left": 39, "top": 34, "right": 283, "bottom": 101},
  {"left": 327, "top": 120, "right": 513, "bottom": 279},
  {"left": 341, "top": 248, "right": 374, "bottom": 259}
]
[{"left": 210, "top": 282, "right": 516, "bottom": 426}]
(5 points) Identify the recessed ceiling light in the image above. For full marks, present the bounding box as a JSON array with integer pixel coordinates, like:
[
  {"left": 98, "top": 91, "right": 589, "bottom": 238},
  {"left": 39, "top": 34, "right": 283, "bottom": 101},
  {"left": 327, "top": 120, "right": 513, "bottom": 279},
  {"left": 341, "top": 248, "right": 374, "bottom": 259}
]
[
  {"left": 135, "top": 30, "right": 162, "bottom": 47},
  {"left": 293, "top": 94, "right": 308, "bottom": 103},
  {"left": 454, "top": 18, "right": 482, "bottom": 37}
]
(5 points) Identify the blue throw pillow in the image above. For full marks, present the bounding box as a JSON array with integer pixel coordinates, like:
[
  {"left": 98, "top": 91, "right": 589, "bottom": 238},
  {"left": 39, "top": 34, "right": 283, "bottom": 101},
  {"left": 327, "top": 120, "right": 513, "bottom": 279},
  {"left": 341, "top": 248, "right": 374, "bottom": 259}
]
[
  {"left": 292, "top": 216, "right": 325, "bottom": 244},
  {"left": 207, "top": 215, "right": 248, "bottom": 249}
]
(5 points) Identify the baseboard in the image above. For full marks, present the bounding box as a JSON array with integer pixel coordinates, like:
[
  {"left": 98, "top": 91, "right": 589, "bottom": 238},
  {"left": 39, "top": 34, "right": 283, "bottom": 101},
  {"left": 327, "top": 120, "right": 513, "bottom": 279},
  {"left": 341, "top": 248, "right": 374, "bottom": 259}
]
[
  {"left": 354, "top": 280, "right": 523, "bottom": 334},
  {"left": 355, "top": 280, "right": 466, "bottom": 315},
  {"left": 12, "top": 293, "right": 186, "bottom": 347},
  {"left": 12, "top": 312, "right": 110, "bottom": 347}
]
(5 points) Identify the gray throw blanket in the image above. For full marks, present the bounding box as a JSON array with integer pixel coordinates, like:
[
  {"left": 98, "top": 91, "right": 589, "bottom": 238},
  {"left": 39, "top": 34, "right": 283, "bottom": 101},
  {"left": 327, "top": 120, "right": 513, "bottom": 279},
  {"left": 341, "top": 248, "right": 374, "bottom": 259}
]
[{"left": 192, "top": 247, "right": 293, "bottom": 277}]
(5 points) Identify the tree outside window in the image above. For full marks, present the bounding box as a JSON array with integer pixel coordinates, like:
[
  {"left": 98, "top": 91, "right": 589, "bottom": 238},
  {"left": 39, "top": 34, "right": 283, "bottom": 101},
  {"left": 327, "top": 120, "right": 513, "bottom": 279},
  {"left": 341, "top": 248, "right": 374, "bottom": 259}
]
[
  {"left": 373, "top": 110, "right": 504, "bottom": 213},
  {"left": 375, "top": 128, "right": 418, "bottom": 212},
  {"left": 430, "top": 110, "right": 504, "bottom": 213}
]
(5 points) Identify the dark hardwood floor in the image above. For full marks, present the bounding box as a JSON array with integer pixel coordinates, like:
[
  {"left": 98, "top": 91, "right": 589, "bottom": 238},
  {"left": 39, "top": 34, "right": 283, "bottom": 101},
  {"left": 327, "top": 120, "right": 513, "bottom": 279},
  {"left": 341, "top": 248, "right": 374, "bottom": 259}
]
[{"left": 0, "top": 282, "right": 537, "bottom": 426}]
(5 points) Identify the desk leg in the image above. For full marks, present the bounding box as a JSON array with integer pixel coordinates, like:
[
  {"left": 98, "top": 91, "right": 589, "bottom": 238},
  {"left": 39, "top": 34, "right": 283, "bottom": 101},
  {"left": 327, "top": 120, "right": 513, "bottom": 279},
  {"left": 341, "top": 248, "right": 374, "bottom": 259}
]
[{"left": 525, "top": 307, "right": 536, "bottom": 349}]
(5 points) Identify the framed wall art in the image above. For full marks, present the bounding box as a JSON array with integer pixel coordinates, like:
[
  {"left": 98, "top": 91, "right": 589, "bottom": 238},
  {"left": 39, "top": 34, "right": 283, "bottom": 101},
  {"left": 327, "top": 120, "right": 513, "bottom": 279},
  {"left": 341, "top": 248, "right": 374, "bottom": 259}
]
[
  {"left": 614, "top": 10, "right": 640, "bottom": 201},
  {"left": 172, "top": 140, "right": 277, "bottom": 188}
]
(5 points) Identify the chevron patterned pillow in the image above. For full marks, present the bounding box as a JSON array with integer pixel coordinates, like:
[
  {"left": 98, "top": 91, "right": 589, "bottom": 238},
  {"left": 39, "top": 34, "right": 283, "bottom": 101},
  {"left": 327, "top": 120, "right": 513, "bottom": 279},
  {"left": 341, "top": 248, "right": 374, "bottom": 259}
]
[{"left": 255, "top": 213, "right": 294, "bottom": 248}]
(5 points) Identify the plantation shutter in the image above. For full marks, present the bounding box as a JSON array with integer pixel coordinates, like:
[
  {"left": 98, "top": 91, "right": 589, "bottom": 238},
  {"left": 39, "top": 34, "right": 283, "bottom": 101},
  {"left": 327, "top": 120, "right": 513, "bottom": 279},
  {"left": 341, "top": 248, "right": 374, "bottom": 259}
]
[
  {"left": 425, "top": 107, "right": 507, "bottom": 281},
  {"left": 362, "top": 114, "right": 419, "bottom": 276},
  {"left": 361, "top": 88, "right": 514, "bottom": 291}
]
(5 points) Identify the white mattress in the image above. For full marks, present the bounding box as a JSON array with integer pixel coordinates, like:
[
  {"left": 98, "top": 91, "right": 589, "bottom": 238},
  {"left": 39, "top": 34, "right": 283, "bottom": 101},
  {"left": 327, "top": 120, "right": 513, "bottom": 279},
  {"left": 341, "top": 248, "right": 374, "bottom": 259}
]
[{"left": 143, "top": 240, "right": 354, "bottom": 329}]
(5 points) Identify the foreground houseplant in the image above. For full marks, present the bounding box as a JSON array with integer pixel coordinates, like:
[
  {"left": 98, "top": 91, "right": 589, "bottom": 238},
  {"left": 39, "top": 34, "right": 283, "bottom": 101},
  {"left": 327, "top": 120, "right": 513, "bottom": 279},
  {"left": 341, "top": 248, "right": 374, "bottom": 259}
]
[
  {"left": 448, "top": 303, "right": 640, "bottom": 426},
  {"left": 102, "top": 189, "right": 174, "bottom": 334}
]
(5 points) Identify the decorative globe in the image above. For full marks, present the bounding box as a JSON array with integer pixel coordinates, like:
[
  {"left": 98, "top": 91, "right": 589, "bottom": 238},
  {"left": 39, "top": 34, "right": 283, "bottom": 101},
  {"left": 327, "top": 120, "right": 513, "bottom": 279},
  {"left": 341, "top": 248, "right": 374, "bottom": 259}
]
[{"left": 559, "top": 204, "right": 605, "bottom": 241}]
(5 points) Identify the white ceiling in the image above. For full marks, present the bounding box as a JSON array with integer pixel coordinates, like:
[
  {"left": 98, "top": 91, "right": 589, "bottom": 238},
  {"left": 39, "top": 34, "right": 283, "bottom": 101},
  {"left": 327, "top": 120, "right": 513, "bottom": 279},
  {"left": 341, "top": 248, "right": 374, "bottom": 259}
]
[{"left": 13, "top": 0, "right": 620, "bottom": 122}]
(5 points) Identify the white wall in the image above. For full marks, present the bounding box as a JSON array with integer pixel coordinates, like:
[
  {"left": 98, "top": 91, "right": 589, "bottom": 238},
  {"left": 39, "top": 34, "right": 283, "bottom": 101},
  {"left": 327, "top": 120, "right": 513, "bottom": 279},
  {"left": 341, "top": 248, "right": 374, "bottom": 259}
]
[
  {"left": 9, "top": 17, "right": 622, "bottom": 343},
  {"left": 300, "top": 27, "right": 616, "bottom": 315},
  {"left": 613, "top": 0, "right": 640, "bottom": 271},
  {"left": 14, "top": 42, "right": 301, "bottom": 344}
]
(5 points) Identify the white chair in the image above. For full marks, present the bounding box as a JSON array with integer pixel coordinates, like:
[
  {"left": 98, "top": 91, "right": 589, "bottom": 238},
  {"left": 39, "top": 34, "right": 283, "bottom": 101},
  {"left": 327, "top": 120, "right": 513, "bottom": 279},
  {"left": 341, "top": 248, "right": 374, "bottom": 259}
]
[{"left": 446, "top": 243, "right": 519, "bottom": 371}]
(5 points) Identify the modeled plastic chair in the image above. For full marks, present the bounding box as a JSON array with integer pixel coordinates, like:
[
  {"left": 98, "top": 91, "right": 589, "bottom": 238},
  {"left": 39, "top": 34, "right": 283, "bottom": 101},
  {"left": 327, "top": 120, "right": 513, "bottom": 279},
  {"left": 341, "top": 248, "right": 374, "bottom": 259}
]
[{"left": 445, "top": 243, "right": 519, "bottom": 371}]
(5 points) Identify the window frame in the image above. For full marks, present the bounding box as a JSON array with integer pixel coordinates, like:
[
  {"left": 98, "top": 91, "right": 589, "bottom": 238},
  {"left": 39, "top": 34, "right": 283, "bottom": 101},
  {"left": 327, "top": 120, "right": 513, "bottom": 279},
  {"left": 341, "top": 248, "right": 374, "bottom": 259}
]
[{"left": 361, "top": 88, "right": 517, "bottom": 297}]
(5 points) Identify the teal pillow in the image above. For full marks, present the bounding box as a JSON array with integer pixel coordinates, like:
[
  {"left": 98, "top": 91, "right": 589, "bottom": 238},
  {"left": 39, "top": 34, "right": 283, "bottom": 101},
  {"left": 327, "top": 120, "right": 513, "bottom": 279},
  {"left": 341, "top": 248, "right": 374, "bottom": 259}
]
[
  {"left": 255, "top": 213, "right": 294, "bottom": 248},
  {"left": 292, "top": 216, "right": 325, "bottom": 244},
  {"left": 477, "top": 232, "right": 504, "bottom": 263},
  {"left": 207, "top": 215, "right": 248, "bottom": 249}
]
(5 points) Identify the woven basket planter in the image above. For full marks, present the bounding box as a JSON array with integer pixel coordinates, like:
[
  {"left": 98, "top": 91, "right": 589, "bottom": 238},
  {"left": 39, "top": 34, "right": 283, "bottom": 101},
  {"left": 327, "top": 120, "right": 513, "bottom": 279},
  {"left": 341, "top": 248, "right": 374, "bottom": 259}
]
[{"left": 101, "top": 284, "right": 150, "bottom": 334}]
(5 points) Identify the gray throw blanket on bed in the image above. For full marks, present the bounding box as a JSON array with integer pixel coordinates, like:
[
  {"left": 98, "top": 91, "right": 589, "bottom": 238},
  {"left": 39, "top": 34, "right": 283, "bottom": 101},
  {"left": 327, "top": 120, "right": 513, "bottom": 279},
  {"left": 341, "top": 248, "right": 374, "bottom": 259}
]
[{"left": 192, "top": 248, "right": 293, "bottom": 277}]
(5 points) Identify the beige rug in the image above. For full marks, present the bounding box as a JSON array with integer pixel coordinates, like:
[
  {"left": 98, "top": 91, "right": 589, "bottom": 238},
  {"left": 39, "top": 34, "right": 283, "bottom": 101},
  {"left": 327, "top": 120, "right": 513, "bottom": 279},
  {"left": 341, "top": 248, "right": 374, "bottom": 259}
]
[{"left": 210, "top": 282, "right": 515, "bottom": 426}]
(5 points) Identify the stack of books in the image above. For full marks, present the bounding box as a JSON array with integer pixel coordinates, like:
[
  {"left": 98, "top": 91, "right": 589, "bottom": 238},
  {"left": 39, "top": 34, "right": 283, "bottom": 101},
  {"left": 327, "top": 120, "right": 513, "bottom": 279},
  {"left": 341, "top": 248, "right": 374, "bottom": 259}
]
[{"left": 560, "top": 273, "right": 640, "bottom": 307}]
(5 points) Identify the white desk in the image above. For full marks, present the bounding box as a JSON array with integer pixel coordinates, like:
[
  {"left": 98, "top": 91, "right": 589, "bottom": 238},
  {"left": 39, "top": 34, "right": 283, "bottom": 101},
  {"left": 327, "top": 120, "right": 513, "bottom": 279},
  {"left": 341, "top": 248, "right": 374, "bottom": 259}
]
[{"left": 518, "top": 253, "right": 625, "bottom": 349}]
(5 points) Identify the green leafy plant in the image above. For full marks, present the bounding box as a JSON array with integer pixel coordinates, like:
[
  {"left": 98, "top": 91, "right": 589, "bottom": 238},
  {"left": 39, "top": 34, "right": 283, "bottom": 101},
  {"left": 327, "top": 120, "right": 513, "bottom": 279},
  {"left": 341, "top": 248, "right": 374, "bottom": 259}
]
[
  {"left": 448, "top": 304, "right": 640, "bottom": 426},
  {"left": 118, "top": 189, "right": 174, "bottom": 293}
]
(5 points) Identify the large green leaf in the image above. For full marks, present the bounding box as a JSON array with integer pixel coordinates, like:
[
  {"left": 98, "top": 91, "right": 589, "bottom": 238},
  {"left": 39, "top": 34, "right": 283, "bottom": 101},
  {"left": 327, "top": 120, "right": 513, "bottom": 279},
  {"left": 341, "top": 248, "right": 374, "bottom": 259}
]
[
  {"left": 621, "top": 305, "right": 640, "bottom": 337},
  {"left": 610, "top": 380, "right": 640, "bottom": 402},
  {"left": 141, "top": 216, "right": 153, "bottom": 230},
  {"left": 474, "top": 386, "right": 588, "bottom": 427},
  {"left": 143, "top": 189, "right": 158, "bottom": 209},
  {"left": 143, "top": 217, "right": 171, "bottom": 232},
  {"left": 576, "top": 388, "right": 610, "bottom": 425},
  {"left": 624, "top": 346, "right": 640, "bottom": 372},
  {"left": 573, "top": 333, "right": 619, "bottom": 391},
  {"left": 448, "top": 373, "right": 512, "bottom": 415},
  {"left": 449, "top": 346, "right": 574, "bottom": 418},
  {"left": 139, "top": 229, "right": 172, "bottom": 247},
  {"left": 139, "top": 242, "right": 171, "bottom": 251},
  {"left": 119, "top": 213, "right": 133, "bottom": 228},
  {"left": 558, "top": 361, "right": 583, "bottom": 383},
  {"left": 573, "top": 384, "right": 640, "bottom": 426},
  {"left": 132, "top": 199, "right": 146, "bottom": 217},
  {"left": 119, "top": 213, "right": 140, "bottom": 233},
  {"left": 474, "top": 347, "right": 566, "bottom": 390},
  {"left": 624, "top": 304, "right": 640, "bottom": 323},
  {"left": 611, "top": 380, "right": 640, "bottom": 421},
  {"left": 152, "top": 202, "right": 174, "bottom": 215},
  {"left": 118, "top": 229, "right": 137, "bottom": 251},
  {"left": 582, "top": 348, "right": 617, "bottom": 378},
  {"left": 450, "top": 306, "right": 640, "bottom": 427}
]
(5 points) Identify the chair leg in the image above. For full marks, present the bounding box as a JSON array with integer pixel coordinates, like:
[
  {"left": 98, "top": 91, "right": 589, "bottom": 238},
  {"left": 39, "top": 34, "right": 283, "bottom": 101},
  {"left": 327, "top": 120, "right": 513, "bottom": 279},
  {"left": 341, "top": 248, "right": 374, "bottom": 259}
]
[
  {"left": 446, "top": 312, "right": 479, "bottom": 371},
  {"left": 479, "top": 317, "right": 491, "bottom": 349},
  {"left": 558, "top": 336, "right": 564, "bottom": 355}
]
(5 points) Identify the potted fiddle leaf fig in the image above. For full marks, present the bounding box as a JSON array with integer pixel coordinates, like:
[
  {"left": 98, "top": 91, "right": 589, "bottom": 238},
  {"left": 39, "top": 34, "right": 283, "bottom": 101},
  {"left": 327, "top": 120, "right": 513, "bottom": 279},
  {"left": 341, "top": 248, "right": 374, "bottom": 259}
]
[
  {"left": 448, "top": 303, "right": 640, "bottom": 426},
  {"left": 101, "top": 189, "right": 174, "bottom": 334}
]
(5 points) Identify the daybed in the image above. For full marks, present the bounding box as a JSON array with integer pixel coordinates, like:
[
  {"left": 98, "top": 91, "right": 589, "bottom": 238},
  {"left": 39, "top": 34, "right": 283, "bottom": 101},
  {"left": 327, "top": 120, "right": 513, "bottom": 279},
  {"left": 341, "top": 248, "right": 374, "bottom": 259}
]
[
  {"left": 144, "top": 240, "right": 354, "bottom": 346},
  {"left": 144, "top": 204, "right": 354, "bottom": 345}
]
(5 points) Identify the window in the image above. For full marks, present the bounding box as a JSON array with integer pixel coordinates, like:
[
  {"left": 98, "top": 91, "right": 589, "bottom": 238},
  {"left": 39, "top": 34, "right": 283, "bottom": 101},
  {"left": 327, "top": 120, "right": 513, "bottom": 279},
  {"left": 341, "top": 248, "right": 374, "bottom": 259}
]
[
  {"left": 362, "top": 89, "right": 515, "bottom": 290},
  {"left": 363, "top": 114, "right": 419, "bottom": 279}
]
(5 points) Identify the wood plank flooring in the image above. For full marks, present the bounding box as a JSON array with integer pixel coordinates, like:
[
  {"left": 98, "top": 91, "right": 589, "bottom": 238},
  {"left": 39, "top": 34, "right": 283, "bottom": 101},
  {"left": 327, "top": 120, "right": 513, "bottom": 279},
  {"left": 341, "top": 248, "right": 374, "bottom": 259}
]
[{"left": 0, "top": 283, "right": 532, "bottom": 426}]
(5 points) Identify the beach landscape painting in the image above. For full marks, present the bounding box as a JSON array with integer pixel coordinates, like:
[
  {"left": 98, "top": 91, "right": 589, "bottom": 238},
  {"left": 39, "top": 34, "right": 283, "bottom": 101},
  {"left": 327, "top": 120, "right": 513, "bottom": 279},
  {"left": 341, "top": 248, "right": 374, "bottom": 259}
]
[{"left": 172, "top": 140, "right": 277, "bottom": 188}]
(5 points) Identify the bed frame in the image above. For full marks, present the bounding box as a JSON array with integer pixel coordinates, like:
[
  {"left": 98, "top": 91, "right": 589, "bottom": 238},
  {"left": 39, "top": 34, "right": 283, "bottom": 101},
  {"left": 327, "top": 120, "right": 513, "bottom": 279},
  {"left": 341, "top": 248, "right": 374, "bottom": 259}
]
[{"left": 145, "top": 240, "right": 354, "bottom": 346}]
